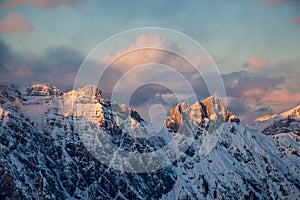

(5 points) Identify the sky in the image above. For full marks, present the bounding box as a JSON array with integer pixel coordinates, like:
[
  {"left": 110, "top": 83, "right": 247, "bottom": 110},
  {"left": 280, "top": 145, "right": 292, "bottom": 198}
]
[{"left": 0, "top": 0, "right": 300, "bottom": 123}]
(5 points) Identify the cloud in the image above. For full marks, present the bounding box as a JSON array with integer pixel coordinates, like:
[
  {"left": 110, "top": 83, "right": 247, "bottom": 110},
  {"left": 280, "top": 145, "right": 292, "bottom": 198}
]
[
  {"left": 101, "top": 33, "right": 180, "bottom": 72},
  {"left": 223, "top": 71, "right": 284, "bottom": 98},
  {"left": 92, "top": 33, "right": 225, "bottom": 121},
  {"left": 261, "top": 89, "right": 300, "bottom": 105},
  {"left": 252, "top": 58, "right": 300, "bottom": 81},
  {"left": 101, "top": 33, "right": 223, "bottom": 73},
  {"left": 261, "top": 78, "right": 300, "bottom": 104},
  {"left": 222, "top": 71, "right": 288, "bottom": 123},
  {"left": 33, "top": 46, "right": 83, "bottom": 73},
  {"left": 0, "top": 39, "right": 83, "bottom": 91},
  {"left": 222, "top": 62, "right": 300, "bottom": 123},
  {"left": 243, "top": 57, "right": 271, "bottom": 69},
  {"left": 226, "top": 96, "right": 274, "bottom": 123},
  {"left": 0, "top": 13, "right": 34, "bottom": 35},
  {"left": 292, "top": 16, "right": 300, "bottom": 25},
  {"left": 27, "top": 46, "right": 84, "bottom": 90},
  {"left": 261, "top": 0, "right": 300, "bottom": 6},
  {"left": 2, "top": 0, "right": 84, "bottom": 9},
  {"left": 1, "top": 30, "right": 299, "bottom": 124},
  {"left": 0, "top": 38, "right": 26, "bottom": 70},
  {"left": 97, "top": 33, "right": 300, "bottom": 123},
  {"left": 98, "top": 33, "right": 216, "bottom": 101},
  {"left": 0, "top": 39, "right": 14, "bottom": 65}
]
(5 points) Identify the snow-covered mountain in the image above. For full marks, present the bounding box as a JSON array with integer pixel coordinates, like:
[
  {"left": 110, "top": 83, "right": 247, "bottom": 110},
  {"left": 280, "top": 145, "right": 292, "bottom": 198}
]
[
  {"left": 250, "top": 105, "right": 300, "bottom": 134},
  {"left": 249, "top": 105, "right": 300, "bottom": 180},
  {"left": 0, "top": 84, "right": 299, "bottom": 199}
]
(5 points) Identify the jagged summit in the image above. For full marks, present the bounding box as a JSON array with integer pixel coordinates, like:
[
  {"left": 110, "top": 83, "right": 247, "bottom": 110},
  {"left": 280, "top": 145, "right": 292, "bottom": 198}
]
[
  {"left": 201, "top": 96, "right": 232, "bottom": 121},
  {"left": 68, "top": 85, "right": 239, "bottom": 127},
  {"left": 0, "top": 84, "right": 239, "bottom": 127},
  {"left": 165, "top": 96, "right": 239, "bottom": 132}
]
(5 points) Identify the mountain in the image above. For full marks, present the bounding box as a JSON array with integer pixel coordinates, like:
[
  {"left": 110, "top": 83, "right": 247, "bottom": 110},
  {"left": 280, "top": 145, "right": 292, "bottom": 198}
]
[
  {"left": 0, "top": 84, "right": 299, "bottom": 199},
  {"left": 250, "top": 105, "right": 300, "bottom": 134},
  {"left": 249, "top": 105, "right": 300, "bottom": 172}
]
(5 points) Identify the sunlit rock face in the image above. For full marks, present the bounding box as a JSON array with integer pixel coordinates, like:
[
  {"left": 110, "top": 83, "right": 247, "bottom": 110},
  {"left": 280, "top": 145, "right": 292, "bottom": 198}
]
[
  {"left": 0, "top": 84, "right": 299, "bottom": 200},
  {"left": 165, "top": 97, "right": 235, "bottom": 133}
]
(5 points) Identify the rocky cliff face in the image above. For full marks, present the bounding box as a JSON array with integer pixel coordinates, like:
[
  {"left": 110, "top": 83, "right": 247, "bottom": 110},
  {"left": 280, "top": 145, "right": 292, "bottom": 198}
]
[
  {"left": 0, "top": 84, "right": 299, "bottom": 199},
  {"left": 165, "top": 97, "right": 239, "bottom": 133}
]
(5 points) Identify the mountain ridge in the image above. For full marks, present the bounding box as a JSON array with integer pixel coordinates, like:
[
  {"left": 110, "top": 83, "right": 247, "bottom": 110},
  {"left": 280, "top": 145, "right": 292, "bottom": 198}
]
[
  {"left": 0, "top": 83, "right": 299, "bottom": 199},
  {"left": 250, "top": 104, "right": 300, "bottom": 135},
  {"left": 255, "top": 105, "right": 300, "bottom": 123}
]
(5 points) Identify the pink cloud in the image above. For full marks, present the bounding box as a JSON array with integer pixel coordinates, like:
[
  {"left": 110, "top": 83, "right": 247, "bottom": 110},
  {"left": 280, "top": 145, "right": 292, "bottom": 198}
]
[
  {"left": 99, "top": 35, "right": 191, "bottom": 98},
  {"left": 243, "top": 57, "right": 271, "bottom": 69},
  {"left": 261, "top": 89, "right": 300, "bottom": 105},
  {"left": 243, "top": 78, "right": 300, "bottom": 106},
  {"left": 96, "top": 33, "right": 224, "bottom": 113},
  {"left": 240, "top": 76, "right": 300, "bottom": 105},
  {"left": 101, "top": 34, "right": 189, "bottom": 73},
  {"left": 101, "top": 33, "right": 223, "bottom": 74},
  {"left": 0, "top": 12, "right": 34, "bottom": 35},
  {"left": 3, "top": 0, "right": 83, "bottom": 9},
  {"left": 292, "top": 16, "right": 300, "bottom": 25},
  {"left": 241, "top": 88, "right": 266, "bottom": 100}
]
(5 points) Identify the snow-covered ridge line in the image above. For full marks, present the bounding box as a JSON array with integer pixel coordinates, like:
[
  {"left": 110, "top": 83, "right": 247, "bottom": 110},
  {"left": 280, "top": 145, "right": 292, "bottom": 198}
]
[
  {"left": 0, "top": 83, "right": 299, "bottom": 199},
  {"left": 255, "top": 105, "right": 300, "bottom": 123},
  {"left": 250, "top": 104, "right": 300, "bottom": 134}
]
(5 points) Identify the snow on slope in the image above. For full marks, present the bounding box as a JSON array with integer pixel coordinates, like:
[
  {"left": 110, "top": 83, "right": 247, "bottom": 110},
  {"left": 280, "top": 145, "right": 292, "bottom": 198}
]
[
  {"left": 162, "top": 121, "right": 300, "bottom": 199},
  {"left": 0, "top": 83, "right": 299, "bottom": 199},
  {"left": 250, "top": 105, "right": 300, "bottom": 132},
  {"left": 281, "top": 105, "right": 300, "bottom": 119}
]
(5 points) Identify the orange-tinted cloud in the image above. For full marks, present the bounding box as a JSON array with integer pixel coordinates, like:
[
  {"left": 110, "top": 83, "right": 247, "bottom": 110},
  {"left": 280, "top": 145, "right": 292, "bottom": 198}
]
[
  {"left": 260, "top": 78, "right": 300, "bottom": 105},
  {"left": 101, "top": 33, "right": 177, "bottom": 72},
  {"left": 241, "top": 88, "right": 266, "bottom": 100},
  {"left": 292, "top": 16, "right": 300, "bottom": 25},
  {"left": 243, "top": 57, "right": 271, "bottom": 69},
  {"left": 101, "top": 33, "right": 223, "bottom": 74},
  {"left": 0, "top": 12, "right": 34, "bottom": 35},
  {"left": 2, "top": 0, "right": 83, "bottom": 9},
  {"left": 223, "top": 70, "right": 294, "bottom": 122},
  {"left": 98, "top": 33, "right": 223, "bottom": 100},
  {"left": 261, "top": 89, "right": 300, "bottom": 104}
]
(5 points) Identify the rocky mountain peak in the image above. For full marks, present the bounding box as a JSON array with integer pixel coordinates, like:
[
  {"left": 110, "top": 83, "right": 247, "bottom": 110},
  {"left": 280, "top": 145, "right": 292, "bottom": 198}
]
[
  {"left": 165, "top": 97, "right": 238, "bottom": 132},
  {"left": 201, "top": 96, "right": 232, "bottom": 121}
]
